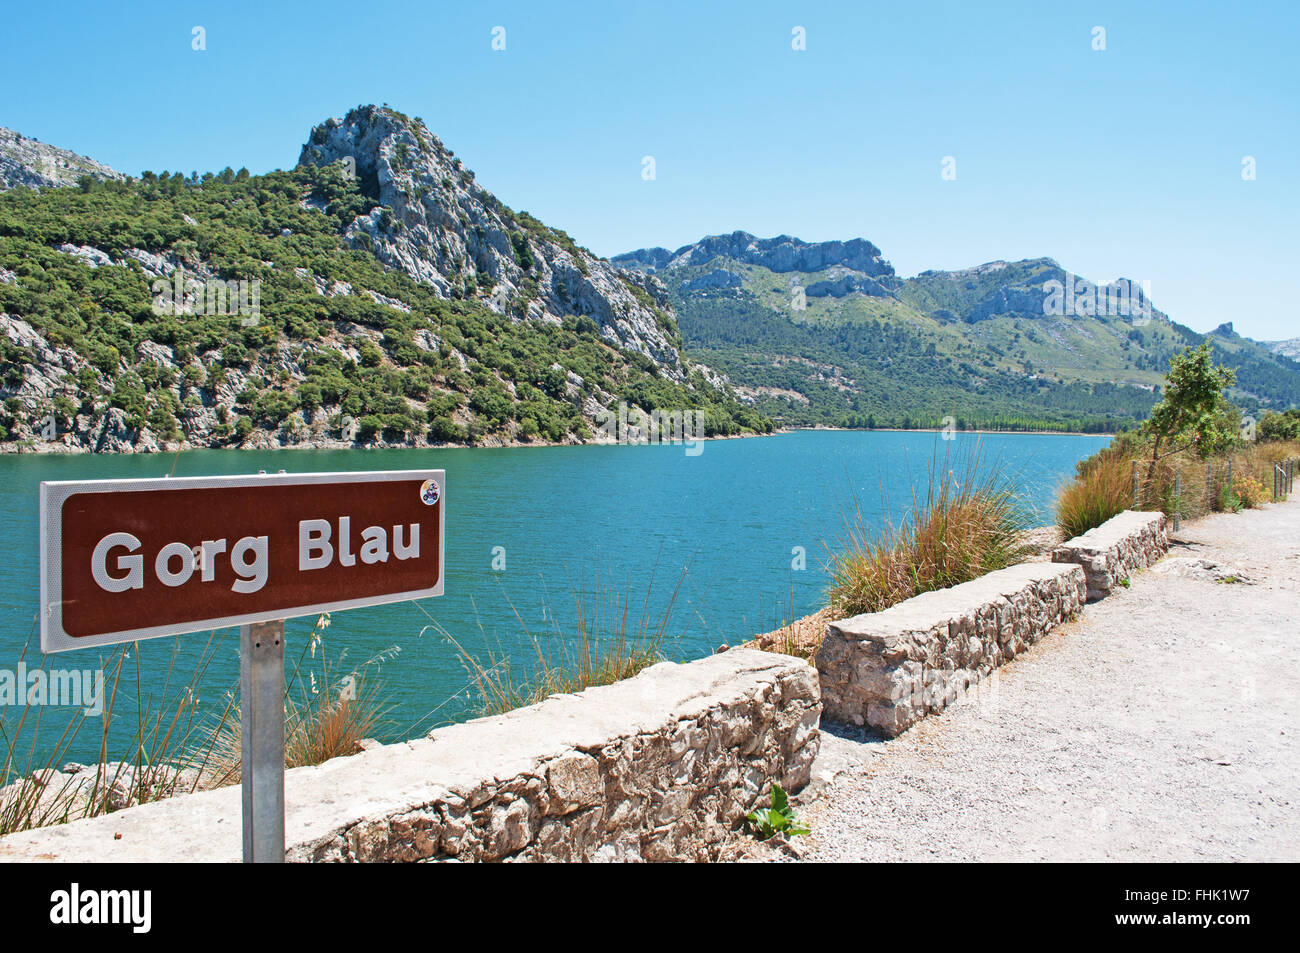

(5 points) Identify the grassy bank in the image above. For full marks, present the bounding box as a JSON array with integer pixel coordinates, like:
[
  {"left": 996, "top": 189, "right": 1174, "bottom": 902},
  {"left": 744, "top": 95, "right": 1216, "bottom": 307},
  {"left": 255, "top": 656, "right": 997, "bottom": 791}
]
[{"left": 1055, "top": 435, "right": 1300, "bottom": 538}]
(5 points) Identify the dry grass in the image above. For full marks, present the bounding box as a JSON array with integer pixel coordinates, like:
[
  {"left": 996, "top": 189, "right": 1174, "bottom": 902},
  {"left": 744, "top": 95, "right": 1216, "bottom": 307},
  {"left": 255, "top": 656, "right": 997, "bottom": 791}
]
[
  {"left": 1056, "top": 452, "right": 1133, "bottom": 539},
  {"left": 1, "top": 628, "right": 228, "bottom": 835},
  {"left": 452, "top": 569, "right": 683, "bottom": 717},
  {"left": 1055, "top": 438, "right": 1300, "bottom": 538},
  {"left": 826, "top": 444, "right": 1029, "bottom": 619},
  {"left": 198, "top": 613, "right": 396, "bottom": 787},
  {"left": 747, "top": 608, "right": 833, "bottom": 661},
  {"left": 2, "top": 611, "right": 396, "bottom": 826}
]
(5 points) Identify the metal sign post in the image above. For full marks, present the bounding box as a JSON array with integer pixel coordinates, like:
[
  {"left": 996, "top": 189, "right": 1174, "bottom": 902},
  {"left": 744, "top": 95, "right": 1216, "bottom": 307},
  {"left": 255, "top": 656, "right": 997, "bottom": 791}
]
[{"left": 241, "top": 620, "right": 285, "bottom": 863}]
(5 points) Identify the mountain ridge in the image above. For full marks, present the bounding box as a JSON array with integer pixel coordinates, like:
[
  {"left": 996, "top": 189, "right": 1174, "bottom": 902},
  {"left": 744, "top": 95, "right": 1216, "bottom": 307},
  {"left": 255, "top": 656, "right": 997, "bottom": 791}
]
[
  {"left": 615, "top": 232, "right": 1300, "bottom": 429},
  {"left": 0, "top": 106, "right": 768, "bottom": 453}
]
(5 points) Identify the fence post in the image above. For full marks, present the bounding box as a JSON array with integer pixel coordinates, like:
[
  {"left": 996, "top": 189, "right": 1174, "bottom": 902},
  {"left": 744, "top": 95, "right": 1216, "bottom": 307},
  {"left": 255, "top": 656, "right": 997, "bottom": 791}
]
[
  {"left": 1173, "top": 472, "right": 1181, "bottom": 532},
  {"left": 1132, "top": 460, "right": 1140, "bottom": 509},
  {"left": 1206, "top": 462, "right": 1213, "bottom": 511}
]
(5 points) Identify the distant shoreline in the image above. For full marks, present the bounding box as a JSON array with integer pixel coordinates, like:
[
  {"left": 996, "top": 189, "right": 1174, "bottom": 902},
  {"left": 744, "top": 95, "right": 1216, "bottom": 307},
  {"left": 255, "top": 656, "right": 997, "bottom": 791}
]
[
  {"left": 793, "top": 425, "right": 1118, "bottom": 438},
  {"left": 3, "top": 424, "right": 1114, "bottom": 456}
]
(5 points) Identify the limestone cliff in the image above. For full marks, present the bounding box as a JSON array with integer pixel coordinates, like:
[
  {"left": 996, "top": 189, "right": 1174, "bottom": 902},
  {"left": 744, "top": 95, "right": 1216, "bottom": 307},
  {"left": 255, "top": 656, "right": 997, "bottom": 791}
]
[
  {"left": 298, "top": 106, "right": 688, "bottom": 380},
  {"left": 0, "top": 127, "right": 123, "bottom": 192}
]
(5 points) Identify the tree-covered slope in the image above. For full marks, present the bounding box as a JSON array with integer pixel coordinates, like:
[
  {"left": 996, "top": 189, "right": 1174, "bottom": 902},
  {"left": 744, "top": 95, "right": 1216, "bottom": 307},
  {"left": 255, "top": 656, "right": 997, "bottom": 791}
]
[{"left": 0, "top": 108, "right": 769, "bottom": 452}]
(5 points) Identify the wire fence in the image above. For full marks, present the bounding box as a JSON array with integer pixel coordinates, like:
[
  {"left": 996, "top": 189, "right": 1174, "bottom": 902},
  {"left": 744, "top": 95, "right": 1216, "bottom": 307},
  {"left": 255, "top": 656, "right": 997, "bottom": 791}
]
[{"left": 1129, "top": 451, "right": 1298, "bottom": 531}]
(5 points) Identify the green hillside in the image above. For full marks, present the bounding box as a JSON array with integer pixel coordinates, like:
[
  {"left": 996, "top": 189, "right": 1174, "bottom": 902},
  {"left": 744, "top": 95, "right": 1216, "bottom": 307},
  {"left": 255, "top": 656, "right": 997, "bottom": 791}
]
[
  {"left": 616, "top": 237, "right": 1300, "bottom": 432},
  {"left": 0, "top": 123, "right": 769, "bottom": 452}
]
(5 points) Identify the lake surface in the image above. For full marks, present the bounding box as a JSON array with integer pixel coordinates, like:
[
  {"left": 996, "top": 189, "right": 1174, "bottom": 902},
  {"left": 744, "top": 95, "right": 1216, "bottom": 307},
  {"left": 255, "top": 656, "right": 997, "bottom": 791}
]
[{"left": 0, "top": 429, "right": 1107, "bottom": 762}]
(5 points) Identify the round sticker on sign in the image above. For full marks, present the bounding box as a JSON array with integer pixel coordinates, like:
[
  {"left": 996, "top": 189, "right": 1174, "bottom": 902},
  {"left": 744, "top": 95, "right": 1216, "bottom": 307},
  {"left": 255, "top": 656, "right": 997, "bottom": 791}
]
[{"left": 420, "top": 479, "right": 440, "bottom": 506}]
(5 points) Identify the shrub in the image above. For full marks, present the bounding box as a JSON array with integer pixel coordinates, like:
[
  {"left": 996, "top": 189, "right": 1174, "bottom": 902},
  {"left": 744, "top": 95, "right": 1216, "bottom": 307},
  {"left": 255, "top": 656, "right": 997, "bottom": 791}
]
[
  {"left": 1235, "top": 476, "right": 1267, "bottom": 508},
  {"left": 1056, "top": 452, "right": 1132, "bottom": 538},
  {"left": 1258, "top": 410, "right": 1300, "bottom": 443},
  {"left": 427, "top": 415, "right": 465, "bottom": 442},
  {"left": 828, "top": 445, "right": 1028, "bottom": 618},
  {"left": 298, "top": 382, "right": 322, "bottom": 414}
]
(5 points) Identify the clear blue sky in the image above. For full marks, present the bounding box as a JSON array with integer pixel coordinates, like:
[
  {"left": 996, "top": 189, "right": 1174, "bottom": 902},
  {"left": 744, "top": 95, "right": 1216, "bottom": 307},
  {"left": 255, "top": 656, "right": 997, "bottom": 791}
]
[{"left": 2, "top": 1, "right": 1296, "bottom": 340}]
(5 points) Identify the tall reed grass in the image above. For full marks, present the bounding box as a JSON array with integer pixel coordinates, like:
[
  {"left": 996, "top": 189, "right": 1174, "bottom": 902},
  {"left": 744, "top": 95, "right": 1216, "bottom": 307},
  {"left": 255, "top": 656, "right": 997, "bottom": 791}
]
[
  {"left": 451, "top": 568, "right": 684, "bottom": 717},
  {"left": 2, "top": 613, "right": 394, "bottom": 833},
  {"left": 1, "top": 627, "right": 230, "bottom": 835},
  {"left": 197, "top": 613, "right": 396, "bottom": 786},
  {"left": 827, "top": 444, "right": 1029, "bottom": 618},
  {"left": 1055, "top": 452, "right": 1133, "bottom": 539}
]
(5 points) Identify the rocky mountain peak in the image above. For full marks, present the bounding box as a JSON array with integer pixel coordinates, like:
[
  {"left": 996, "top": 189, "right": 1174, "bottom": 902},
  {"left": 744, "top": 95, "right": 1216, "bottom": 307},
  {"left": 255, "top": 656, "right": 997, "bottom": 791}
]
[
  {"left": 615, "top": 230, "right": 896, "bottom": 279},
  {"left": 298, "top": 105, "right": 687, "bottom": 379},
  {"left": 0, "top": 126, "right": 123, "bottom": 192},
  {"left": 1269, "top": 338, "right": 1300, "bottom": 361}
]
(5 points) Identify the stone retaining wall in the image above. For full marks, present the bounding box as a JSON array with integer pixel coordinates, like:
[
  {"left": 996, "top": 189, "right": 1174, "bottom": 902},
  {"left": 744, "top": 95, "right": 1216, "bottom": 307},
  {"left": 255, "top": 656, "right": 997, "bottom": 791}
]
[
  {"left": 815, "top": 562, "right": 1086, "bottom": 736},
  {"left": 1051, "top": 510, "right": 1169, "bottom": 600},
  {"left": 0, "top": 649, "right": 819, "bottom": 863}
]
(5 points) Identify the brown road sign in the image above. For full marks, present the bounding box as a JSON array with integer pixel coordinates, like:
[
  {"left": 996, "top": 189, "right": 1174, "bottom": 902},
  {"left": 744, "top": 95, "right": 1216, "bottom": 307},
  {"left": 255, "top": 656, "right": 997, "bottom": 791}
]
[{"left": 40, "top": 470, "right": 444, "bottom": 652}]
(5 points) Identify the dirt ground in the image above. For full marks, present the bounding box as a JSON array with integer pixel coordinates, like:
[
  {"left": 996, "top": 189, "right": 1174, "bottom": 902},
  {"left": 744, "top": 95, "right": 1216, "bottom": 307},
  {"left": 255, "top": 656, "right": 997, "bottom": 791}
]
[{"left": 751, "top": 500, "right": 1299, "bottom": 862}]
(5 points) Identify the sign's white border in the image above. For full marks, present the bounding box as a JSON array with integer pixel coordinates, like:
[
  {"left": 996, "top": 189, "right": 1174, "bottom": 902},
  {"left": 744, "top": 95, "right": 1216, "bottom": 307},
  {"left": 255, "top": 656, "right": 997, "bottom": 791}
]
[{"left": 39, "top": 469, "right": 445, "bottom": 653}]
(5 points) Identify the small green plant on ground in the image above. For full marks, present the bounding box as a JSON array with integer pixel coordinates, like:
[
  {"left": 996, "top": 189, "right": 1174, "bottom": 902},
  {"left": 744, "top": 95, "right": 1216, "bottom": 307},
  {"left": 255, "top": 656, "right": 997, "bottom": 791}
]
[
  {"left": 1218, "top": 483, "right": 1245, "bottom": 513},
  {"left": 744, "top": 783, "right": 809, "bottom": 840}
]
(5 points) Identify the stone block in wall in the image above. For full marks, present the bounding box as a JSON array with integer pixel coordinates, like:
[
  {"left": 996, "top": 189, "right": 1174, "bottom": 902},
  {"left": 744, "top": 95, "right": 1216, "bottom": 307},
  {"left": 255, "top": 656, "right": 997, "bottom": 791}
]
[
  {"left": 0, "top": 649, "right": 819, "bottom": 863},
  {"left": 1051, "top": 510, "right": 1168, "bottom": 601},
  {"left": 815, "top": 562, "right": 1086, "bottom": 736}
]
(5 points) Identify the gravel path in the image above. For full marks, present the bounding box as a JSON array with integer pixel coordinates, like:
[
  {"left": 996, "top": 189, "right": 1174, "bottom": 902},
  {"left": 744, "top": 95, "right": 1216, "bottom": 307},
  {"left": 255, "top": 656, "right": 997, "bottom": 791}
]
[{"left": 792, "top": 499, "right": 1300, "bottom": 862}]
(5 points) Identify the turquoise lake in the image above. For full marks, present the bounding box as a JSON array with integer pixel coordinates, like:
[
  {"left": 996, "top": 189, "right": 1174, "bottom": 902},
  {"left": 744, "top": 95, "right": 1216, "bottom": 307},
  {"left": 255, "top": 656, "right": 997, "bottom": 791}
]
[{"left": 0, "top": 429, "right": 1108, "bottom": 762}]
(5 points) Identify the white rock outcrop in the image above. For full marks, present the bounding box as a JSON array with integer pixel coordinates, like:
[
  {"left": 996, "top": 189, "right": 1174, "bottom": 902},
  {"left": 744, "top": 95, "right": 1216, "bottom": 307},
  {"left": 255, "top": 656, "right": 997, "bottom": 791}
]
[
  {"left": 0, "top": 126, "right": 123, "bottom": 192},
  {"left": 298, "top": 106, "right": 691, "bottom": 381}
]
